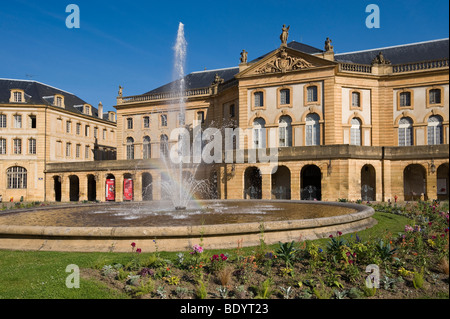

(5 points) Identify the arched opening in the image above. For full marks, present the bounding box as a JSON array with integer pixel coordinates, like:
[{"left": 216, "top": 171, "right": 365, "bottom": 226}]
[
  {"left": 361, "top": 165, "right": 376, "bottom": 201},
  {"left": 306, "top": 113, "right": 320, "bottom": 146},
  {"left": 87, "top": 174, "right": 97, "bottom": 201},
  {"left": 123, "top": 173, "right": 133, "bottom": 201},
  {"left": 142, "top": 173, "right": 153, "bottom": 201},
  {"left": 403, "top": 164, "right": 426, "bottom": 201},
  {"left": 161, "top": 172, "right": 170, "bottom": 200},
  {"left": 53, "top": 176, "right": 61, "bottom": 202},
  {"left": 244, "top": 167, "right": 262, "bottom": 199},
  {"left": 69, "top": 175, "right": 79, "bottom": 202},
  {"left": 301, "top": 165, "right": 321, "bottom": 200},
  {"left": 271, "top": 166, "right": 291, "bottom": 199},
  {"left": 105, "top": 174, "right": 116, "bottom": 201},
  {"left": 437, "top": 163, "right": 449, "bottom": 201},
  {"left": 252, "top": 118, "right": 266, "bottom": 149}
]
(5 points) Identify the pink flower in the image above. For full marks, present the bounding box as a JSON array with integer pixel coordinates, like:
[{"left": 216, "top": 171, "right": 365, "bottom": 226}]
[
  {"left": 192, "top": 244, "right": 203, "bottom": 254},
  {"left": 220, "top": 254, "right": 228, "bottom": 261},
  {"left": 404, "top": 225, "right": 414, "bottom": 232}
]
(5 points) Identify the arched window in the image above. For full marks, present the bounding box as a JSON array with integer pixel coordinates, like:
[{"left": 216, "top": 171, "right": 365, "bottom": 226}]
[
  {"left": 350, "top": 118, "right": 362, "bottom": 146},
  {"left": 252, "top": 118, "right": 266, "bottom": 149},
  {"left": 306, "top": 113, "right": 320, "bottom": 146},
  {"left": 143, "top": 136, "right": 151, "bottom": 159},
  {"left": 126, "top": 137, "right": 134, "bottom": 159},
  {"left": 7, "top": 166, "right": 27, "bottom": 189},
  {"left": 398, "top": 117, "right": 413, "bottom": 146},
  {"left": 160, "top": 134, "right": 169, "bottom": 157},
  {"left": 279, "top": 115, "right": 292, "bottom": 147},
  {"left": 427, "top": 115, "right": 443, "bottom": 145}
]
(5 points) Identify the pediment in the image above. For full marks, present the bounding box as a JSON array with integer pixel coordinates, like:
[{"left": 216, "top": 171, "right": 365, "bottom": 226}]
[{"left": 236, "top": 46, "right": 336, "bottom": 78}]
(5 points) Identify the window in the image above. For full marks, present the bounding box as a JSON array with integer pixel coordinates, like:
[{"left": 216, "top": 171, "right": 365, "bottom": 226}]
[
  {"left": 13, "top": 138, "right": 22, "bottom": 154},
  {"left": 7, "top": 166, "right": 27, "bottom": 189},
  {"left": 0, "top": 138, "right": 6, "bottom": 154},
  {"left": 84, "top": 105, "right": 91, "bottom": 115},
  {"left": 306, "top": 113, "right": 320, "bottom": 146},
  {"left": 85, "top": 145, "right": 90, "bottom": 159},
  {"left": 56, "top": 96, "right": 63, "bottom": 107},
  {"left": 143, "top": 116, "right": 150, "bottom": 128},
  {"left": 127, "top": 118, "right": 133, "bottom": 130},
  {"left": 307, "top": 86, "right": 318, "bottom": 103},
  {"left": 399, "top": 92, "right": 411, "bottom": 107},
  {"left": 429, "top": 89, "right": 441, "bottom": 105},
  {"left": 280, "top": 89, "right": 290, "bottom": 105},
  {"left": 254, "top": 92, "right": 264, "bottom": 108},
  {"left": 351, "top": 92, "right": 361, "bottom": 108},
  {"left": 13, "top": 115, "right": 22, "bottom": 128},
  {"left": 252, "top": 118, "right": 266, "bottom": 149},
  {"left": 76, "top": 144, "right": 81, "bottom": 158},
  {"left": 103, "top": 129, "right": 107, "bottom": 140},
  {"left": 427, "top": 115, "right": 443, "bottom": 145},
  {"left": 13, "top": 91, "right": 23, "bottom": 103},
  {"left": 66, "top": 121, "right": 71, "bottom": 133},
  {"left": 66, "top": 143, "right": 71, "bottom": 157},
  {"left": 278, "top": 116, "right": 292, "bottom": 147},
  {"left": 28, "top": 138, "right": 36, "bottom": 154},
  {"left": 350, "top": 118, "right": 362, "bottom": 146},
  {"left": 229, "top": 104, "right": 235, "bottom": 118},
  {"left": 160, "top": 134, "right": 169, "bottom": 157},
  {"left": 76, "top": 123, "right": 81, "bottom": 135},
  {"left": 126, "top": 137, "right": 134, "bottom": 160},
  {"left": 94, "top": 127, "right": 98, "bottom": 139},
  {"left": 398, "top": 117, "right": 413, "bottom": 146},
  {"left": 178, "top": 113, "right": 185, "bottom": 126},
  {"left": 0, "top": 114, "right": 6, "bottom": 128},
  {"left": 160, "top": 114, "right": 168, "bottom": 127},
  {"left": 197, "top": 111, "right": 205, "bottom": 124},
  {"left": 56, "top": 141, "right": 62, "bottom": 157},
  {"left": 29, "top": 115, "right": 36, "bottom": 129},
  {"left": 85, "top": 125, "right": 89, "bottom": 137},
  {"left": 143, "top": 136, "right": 151, "bottom": 159}
]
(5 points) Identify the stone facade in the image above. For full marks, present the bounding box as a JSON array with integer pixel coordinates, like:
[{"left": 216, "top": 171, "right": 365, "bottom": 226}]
[{"left": 4, "top": 31, "right": 449, "bottom": 204}]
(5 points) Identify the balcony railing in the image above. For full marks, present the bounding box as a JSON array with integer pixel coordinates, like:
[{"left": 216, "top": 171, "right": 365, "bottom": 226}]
[
  {"left": 338, "top": 62, "right": 372, "bottom": 74},
  {"left": 392, "top": 58, "right": 449, "bottom": 73},
  {"left": 119, "top": 87, "right": 212, "bottom": 104}
]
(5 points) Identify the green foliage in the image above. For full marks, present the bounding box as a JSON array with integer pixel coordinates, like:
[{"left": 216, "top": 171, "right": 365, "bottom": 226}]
[
  {"left": 252, "top": 278, "right": 275, "bottom": 299},
  {"left": 276, "top": 241, "right": 296, "bottom": 267},
  {"left": 413, "top": 267, "right": 425, "bottom": 289},
  {"left": 195, "top": 280, "right": 208, "bottom": 299}
]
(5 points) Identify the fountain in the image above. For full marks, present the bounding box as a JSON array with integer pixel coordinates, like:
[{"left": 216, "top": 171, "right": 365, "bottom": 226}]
[{"left": 0, "top": 24, "right": 377, "bottom": 253}]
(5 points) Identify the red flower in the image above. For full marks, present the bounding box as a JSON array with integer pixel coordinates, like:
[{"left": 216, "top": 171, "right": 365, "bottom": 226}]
[
  {"left": 136, "top": 248, "right": 142, "bottom": 253},
  {"left": 329, "top": 235, "right": 333, "bottom": 238},
  {"left": 131, "top": 242, "right": 136, "bottom": 247},
  {"left": 337, "top": 231, "right": 342, "bottom": 236}
]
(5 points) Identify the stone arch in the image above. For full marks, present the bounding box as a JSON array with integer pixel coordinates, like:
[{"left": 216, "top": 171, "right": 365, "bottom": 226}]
[
  {"left": 271, "top": 165, "right": 291, "bottom": 199},
  {"left": 142, "top": 172, "right": 153, "bottom": 201},
  {"left": 244, "top": 166, "right": 262, "bottom": 199},
  {"left": 69, "top": 175, "right": 79, "bottom": 202},
  {"left": 87, "top": 174, "right": 97, "bottom": 201},
  {"left": 301, "top": 165, "right": 321, "bottom": 200},
  {"left": 361, "top": 164, "right": 376, "bottom": 201},
  {"left": 403, "top": 164, "right": 427, "bottom": 201},
  {"left": 437, "top": 163, "right": 449, "bottom": 201}
]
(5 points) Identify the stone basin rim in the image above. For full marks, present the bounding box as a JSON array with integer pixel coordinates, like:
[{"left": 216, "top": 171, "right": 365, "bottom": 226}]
[{"left": 0, "top": 200, "right": 375, "bottom": 238}]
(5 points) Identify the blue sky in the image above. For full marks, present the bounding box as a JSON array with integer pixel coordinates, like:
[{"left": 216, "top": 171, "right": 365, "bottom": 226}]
[{"left": 1, "top": 0, "right": 448, "bottom": 113}]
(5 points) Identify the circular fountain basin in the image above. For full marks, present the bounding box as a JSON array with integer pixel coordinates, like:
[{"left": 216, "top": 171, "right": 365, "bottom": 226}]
[{"left": 0, "top": 200, "right": 376, "bottom": 252}]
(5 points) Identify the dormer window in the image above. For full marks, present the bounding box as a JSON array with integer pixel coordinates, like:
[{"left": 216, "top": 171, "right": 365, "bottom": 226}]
[
  {"left": 10, "top": 89, "right": 25, "bottom": 103},
  {"left": 84, "top": 105, "right": 91, "bottom": 115},
  {"left": 56, "top": 96, "right": 62, "bottom": 107}
]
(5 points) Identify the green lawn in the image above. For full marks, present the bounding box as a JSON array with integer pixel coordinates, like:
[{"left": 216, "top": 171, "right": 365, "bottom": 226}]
[{"left": 0, "top": 211, "right": 411, "bottom": 299}]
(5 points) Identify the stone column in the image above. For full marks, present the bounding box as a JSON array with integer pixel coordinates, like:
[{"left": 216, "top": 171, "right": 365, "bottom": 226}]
[
  {"left": 61, "top": 175, "right": 70, "bottom": 202},
  {"left": 134, "top": 173, "right": 143, "bottom": 202},
  {"left": 261, "top": 172, "right": 271, "bottom": 200},
  {"left": 78, "top": 174, "right": 88, "bottom": 201}
]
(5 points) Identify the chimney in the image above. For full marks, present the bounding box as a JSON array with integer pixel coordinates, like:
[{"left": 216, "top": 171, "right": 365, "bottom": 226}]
[{"left": 98, "top": 102, "right": 103, "bottom": 119}]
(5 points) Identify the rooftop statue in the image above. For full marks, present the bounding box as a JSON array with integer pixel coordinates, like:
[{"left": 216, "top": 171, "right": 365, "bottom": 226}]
[{"left": 280, "top": 24, "right": 290, "bottom": 46}]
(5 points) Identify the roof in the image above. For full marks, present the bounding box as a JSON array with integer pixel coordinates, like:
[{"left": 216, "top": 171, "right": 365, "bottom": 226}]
[
  {"left": 335, "top": 38, "right": 449, "bottom": 65},
  {"left": 145, "top": 67, "right": 240, "bottom": 95},
  {"left": 0, "top": 79, "right": 113, "bottom": 122}
]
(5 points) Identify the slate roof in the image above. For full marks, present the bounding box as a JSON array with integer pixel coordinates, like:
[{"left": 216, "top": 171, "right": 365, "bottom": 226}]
[
  {"left": 145, "top": 67, "right": 240, "bottom": 95},
  {"left": 335, "top": 38, "right": 449, "bottom": 65},
  {"left": 0, "top": 78, "right": 113, "bottom": 122}
]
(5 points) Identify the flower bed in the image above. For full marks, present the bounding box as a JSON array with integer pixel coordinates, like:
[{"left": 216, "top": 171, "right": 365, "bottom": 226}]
[{"left": 87, "top": 201, "right": 449, "bottom": 299}]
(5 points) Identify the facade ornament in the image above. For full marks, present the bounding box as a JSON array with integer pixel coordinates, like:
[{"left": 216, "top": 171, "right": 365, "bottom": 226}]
[
  {"left": 212, "top": 73, "right": 224, "bottom": 86},
  {"left": 325, "top": 37, "right": 334, "bottom": 52},
  {"left": 240, "top": 50, "right": 248, "bottom": 64},
  {"left": 118, "top": 86, "right": 123, "bottom": 97},
  {"left": 255, "top": 48, "right": 313, "bottom": 74},
  {"left": 372, "top": 51, "right": 391, "bottom": 65},
  {"left": 280, "top": 24, "right": 290, "bottom": 47}
]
